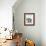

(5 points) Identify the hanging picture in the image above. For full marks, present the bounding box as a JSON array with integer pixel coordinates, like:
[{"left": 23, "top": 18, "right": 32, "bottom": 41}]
[{"left": 24, "top": 13, "right": 35, "bottom": 26}]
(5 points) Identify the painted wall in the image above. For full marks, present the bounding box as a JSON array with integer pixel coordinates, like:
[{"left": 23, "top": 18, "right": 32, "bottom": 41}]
[
  {"left": 13, "top": 0, "right": 41, "bottom": 46},
  {"left": 41, "top": 0, "right": 46, "bottom": 46},
  {"left": 0, "top": 0, "right": 17, "bottom": 39},
  {"left": 0, "top": 0, "right": 16, "bottom": 30}
]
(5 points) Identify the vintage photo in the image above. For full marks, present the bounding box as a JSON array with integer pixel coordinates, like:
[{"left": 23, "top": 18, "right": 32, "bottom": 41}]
[{"left": 24, "top": 13, "right": 35, "bottom": 26}]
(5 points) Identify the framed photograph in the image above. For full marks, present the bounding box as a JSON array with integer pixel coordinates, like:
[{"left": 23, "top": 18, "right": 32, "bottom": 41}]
[{"left": 24, "top": 13, "right": 35, "bottom": 26}]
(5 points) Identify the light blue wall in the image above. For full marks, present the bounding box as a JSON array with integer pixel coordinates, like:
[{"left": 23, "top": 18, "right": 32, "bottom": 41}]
[{"left": 13, "top": 0, "right": 41, "bottom": 46}]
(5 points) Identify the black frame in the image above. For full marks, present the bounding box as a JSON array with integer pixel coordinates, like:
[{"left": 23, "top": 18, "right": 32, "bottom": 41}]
[{"left": 24, "top": 13, "right": 35, "bottom": 26}]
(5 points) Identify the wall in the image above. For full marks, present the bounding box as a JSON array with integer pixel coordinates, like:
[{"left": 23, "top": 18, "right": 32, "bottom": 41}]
[
  {"left": 0, "top": 0, "right": 16, "bottom": 30},
  {"left": 13, "top": 0, "right": 41, "bottom": 46},
  {"left": 41, "top": 0, "right": 46, "bottom": 46}
]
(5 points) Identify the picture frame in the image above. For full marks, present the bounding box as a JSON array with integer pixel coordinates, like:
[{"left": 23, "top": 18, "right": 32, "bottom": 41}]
[{"left": 24, "top": 13, "right": 35, "bottom": 26}]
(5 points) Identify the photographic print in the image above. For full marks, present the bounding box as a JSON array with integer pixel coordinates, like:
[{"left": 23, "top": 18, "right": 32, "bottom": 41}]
[{"left": 24, "top": 13, "right": 35, "bottom": 26}]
